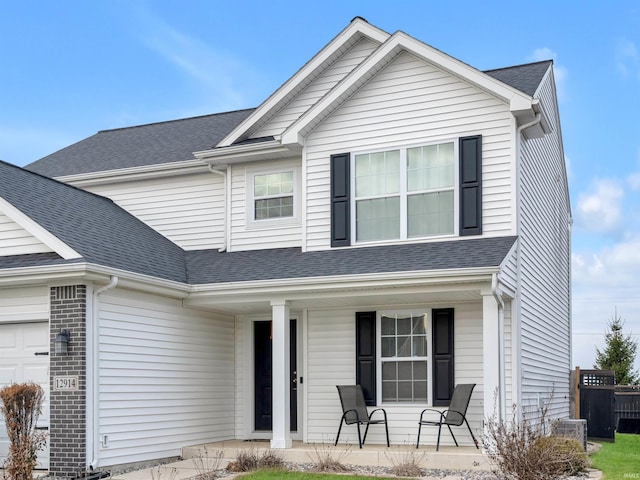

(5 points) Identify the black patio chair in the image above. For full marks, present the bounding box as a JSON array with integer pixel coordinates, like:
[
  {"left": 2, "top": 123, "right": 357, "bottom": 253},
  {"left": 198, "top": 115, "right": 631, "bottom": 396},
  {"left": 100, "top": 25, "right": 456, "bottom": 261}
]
[
  {"left": 335, "top": 385, "right": 389, "bottom": 448},
  {"left": 416, "top": 383, "right": 479, "bottom": 451}
]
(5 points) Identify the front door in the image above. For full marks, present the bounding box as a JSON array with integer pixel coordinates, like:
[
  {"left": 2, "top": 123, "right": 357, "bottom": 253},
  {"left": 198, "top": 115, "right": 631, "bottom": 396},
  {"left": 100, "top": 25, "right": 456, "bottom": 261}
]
[{"left": 254, "top": 320, "right": 297, "bottom": 432}]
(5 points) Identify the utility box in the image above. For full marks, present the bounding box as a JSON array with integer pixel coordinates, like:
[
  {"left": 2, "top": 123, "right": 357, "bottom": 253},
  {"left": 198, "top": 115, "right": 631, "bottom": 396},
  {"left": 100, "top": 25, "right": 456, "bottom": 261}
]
[{"left": 554, "top": 419, "right": 588, "bottom": 451}]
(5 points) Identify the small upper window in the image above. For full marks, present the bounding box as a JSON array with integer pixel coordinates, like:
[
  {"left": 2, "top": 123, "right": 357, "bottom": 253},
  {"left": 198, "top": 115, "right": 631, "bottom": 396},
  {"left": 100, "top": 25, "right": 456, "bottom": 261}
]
[{"left": 253, "top": 171, "right": 294, "bottom": 220}]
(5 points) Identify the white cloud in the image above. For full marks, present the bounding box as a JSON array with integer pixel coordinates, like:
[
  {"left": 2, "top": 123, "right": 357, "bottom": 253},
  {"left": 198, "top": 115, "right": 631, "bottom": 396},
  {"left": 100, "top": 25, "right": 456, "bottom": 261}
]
[
  {"left": 527, "top": 47, "right": 568, "bottom": 101},
  {"left": 616, "top": 39, "right": 640, "bottom": 80},
  {"left": 572, "top": 236, "right": 640, "bottom": 371},
  {"left": 575, "top": 179, "right": 624, "bottom": 234},
  {"left": 132, "top": 7, "right": 264, "bottom": 112},
  {"left": 627, "top": 147, "right": 640, "bottom": 190}
]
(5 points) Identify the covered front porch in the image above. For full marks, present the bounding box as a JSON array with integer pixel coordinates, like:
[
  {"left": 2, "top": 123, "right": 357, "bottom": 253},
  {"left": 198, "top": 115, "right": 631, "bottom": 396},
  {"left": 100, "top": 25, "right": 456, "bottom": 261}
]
[{"left": 112, "top": 441, "right": 489, "bottom": 480}]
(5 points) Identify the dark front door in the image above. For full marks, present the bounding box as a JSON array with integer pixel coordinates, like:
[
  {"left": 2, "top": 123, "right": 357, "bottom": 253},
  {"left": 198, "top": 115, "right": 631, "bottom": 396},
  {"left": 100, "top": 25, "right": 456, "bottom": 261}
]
[{"left": 254, "top": 320, "right": 297, "bottom": 432}]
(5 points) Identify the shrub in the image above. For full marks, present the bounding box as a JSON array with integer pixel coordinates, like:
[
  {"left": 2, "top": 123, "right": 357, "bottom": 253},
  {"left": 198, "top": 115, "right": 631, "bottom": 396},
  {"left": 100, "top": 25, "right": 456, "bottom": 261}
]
[
  {"left": 384, "top": 445, "right": 425, "bottom": 477},
  {"left": 483, "top": 401, "right": 590, "bottom": 480},
  {"left": 226, "top": 449, "right": 285, "bottom": 472},
  {"left": 530, "top": 436, "right": 589, "bottom": 476},
  {"left": 306, "top": 442, "right": 352, "bottom": 473},
  {"left": 192, "top": 446, "right": 224, "bottom": 479},
  {"left": 0, "top": 383, "right": 47, "bottom": 480}
]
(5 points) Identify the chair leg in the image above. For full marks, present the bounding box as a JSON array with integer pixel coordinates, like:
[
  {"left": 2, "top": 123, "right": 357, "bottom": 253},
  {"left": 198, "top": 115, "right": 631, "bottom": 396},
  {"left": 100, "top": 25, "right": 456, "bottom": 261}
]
[
  {"left": 465, "top": 419, "right": 479, "bottom": 449},
  {"left": 436, "top": 423, "right": 443, "bottom": 451},
  {"left": 416, "top": 422, "right": 422, "bottom": 448},
  {"left": 447, "top": 424, "right": 459, "bottom": 447},
  {"left": 356, "top": 421, "right": 363, "bottom": 449},
  {"left": 363, "top": 422, "right": 370, "bottom": 445},
  {"left": 384, "top": 421, "right": 390, "bottom": 447},
  {"left": 335, "top": 418, "right": 344, "bottom": 446}
]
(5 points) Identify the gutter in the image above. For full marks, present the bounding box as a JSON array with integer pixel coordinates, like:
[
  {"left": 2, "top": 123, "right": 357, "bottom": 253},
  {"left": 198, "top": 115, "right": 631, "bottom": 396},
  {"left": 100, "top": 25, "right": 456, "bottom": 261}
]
[
  {"left": 88, "top": 276, "right": 118, "bottom": 470},
  {"left": 207, "top": 164, "right": 228, "bottom": 252},
  {"left": 491, "top": 273, "right": 506, "bottom": 421},
  {"left": 513, "top": 111, "right": 543, "bottom": 410}
]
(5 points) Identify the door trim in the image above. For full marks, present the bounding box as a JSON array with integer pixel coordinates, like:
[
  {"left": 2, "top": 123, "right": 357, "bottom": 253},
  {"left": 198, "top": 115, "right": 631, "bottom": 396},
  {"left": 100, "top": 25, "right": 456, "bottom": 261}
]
[{"left": 243, "top": 316, "right": 303, "bottom": 441}]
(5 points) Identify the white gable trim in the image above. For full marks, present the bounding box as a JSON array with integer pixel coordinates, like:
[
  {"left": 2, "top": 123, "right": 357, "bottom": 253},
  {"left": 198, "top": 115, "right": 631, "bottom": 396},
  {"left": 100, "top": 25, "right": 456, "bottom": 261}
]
[
  {"left": 217, "top": 18, "right": 389, "bottom": 147},
  {"left": 282, "top": 30, "right": 535, "bottom": 145},
  {"left": 0, "top": 197, "right": 82, "bottom": 260}
]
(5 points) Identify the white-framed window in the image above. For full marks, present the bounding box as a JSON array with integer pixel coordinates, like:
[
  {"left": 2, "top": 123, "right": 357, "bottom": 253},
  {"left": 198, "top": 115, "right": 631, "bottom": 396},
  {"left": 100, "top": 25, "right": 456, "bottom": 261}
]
[
  {"left": 377, "top": 310, "right": 430, "bottom": 404},
  {"left": 247, "top": 166, "right": 299, "bottom": 226},
  {"left": 352, "top": 141, "right": 457, "bottom": 243}
]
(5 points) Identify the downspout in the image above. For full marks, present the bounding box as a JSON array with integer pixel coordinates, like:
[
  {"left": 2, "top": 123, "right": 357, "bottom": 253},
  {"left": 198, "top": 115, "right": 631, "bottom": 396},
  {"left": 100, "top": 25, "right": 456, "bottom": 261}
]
[
  {"left": 89, "top": 276, "right": 118, "bottom": 470},
  {"left": 492, "top": 273, "right": 506, "bottom": 421},
  {"left": 208, "top": 164, "right": 228, "bottom": 252},
  {"left": 514, "top": 111, "right": 542, "bottom": 412}
]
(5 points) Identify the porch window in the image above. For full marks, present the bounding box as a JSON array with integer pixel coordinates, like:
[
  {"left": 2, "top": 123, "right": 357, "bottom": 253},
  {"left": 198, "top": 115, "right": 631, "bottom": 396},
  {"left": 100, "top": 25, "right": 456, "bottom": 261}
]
[
  {"left": 379, "top": 312, "right": 429, "bottom": 403},
  {"left": 353, "top": 141, "right": 456, "bottom": 243}
]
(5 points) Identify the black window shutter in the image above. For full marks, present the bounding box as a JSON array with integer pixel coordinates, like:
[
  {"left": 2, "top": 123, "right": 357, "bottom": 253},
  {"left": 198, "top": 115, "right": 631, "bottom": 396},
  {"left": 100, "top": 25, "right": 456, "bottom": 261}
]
[
  {"left": 432, "top": 308, "right": 454, "bottom": 406},
  {"left": 459, "top": 135, "right": 482, "bottom": 236},
  {"left": 356, "top": 311, "right": 376, "bottom": 406},
  {"left": 330, "top": 153, "right": 350, "bottom": 247}
]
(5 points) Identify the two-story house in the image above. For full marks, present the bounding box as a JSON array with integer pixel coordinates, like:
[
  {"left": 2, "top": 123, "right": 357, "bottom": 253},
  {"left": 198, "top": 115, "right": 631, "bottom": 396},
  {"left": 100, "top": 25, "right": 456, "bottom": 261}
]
[{"left": 0, "top": 17, "right": 571, "bottom": 477}]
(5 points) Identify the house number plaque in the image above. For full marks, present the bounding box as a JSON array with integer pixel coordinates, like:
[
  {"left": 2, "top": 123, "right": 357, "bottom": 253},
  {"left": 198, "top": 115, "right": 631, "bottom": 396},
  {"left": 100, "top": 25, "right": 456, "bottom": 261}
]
[{"left": 53, "top": 375, "right": 79, "bottom": 391}]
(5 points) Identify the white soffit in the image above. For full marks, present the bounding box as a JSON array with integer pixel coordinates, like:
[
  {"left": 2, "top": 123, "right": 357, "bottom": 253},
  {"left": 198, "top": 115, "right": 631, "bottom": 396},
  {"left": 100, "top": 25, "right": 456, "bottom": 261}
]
[{"left": 0, "top": 197, "right": 81, "bottom": 260}]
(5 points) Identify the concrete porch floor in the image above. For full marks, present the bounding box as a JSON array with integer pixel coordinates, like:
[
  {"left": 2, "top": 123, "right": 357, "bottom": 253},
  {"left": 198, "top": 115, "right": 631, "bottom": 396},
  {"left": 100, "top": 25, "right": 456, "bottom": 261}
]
[{"left": 112, "top": 440, "right": 488, "bottom": 480}]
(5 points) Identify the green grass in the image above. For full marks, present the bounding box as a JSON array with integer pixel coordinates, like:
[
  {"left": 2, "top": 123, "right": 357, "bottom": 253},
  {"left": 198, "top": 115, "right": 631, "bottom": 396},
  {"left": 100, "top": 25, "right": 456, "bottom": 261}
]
[
  {"left": 591, "top": 433, "right": 640, "bottom": 479},
  {"left": 236, "top": 469, "right": 415, "bottom": 480}
]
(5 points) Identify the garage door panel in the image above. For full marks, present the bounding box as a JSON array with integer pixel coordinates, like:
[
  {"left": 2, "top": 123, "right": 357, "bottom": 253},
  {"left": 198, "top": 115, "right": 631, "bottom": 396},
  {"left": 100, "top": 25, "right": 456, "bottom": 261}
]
[{"left": 0, "top": 322, "right": 49, "bottom": 469}]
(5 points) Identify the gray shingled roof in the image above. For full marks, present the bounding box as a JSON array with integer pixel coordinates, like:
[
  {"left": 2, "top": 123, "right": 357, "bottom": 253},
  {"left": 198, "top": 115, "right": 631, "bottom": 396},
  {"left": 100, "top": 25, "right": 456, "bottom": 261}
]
[
  {"left": 26, "top": 109, "right": 254, "bottom": 177},
  {"left": 185, "top": 236, "right": 517, "bottom": 285},
  {"left": 484, "top": 60, "right": 551, "bottom": 97},
  {"left": 0, "top": 160, "right": 187, "bottom": 282}
]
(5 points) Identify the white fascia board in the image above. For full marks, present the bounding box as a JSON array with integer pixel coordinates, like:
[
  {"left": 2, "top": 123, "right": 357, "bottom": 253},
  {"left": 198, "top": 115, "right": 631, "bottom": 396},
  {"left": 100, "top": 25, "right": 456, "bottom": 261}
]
[
  {"left": 189, "top": 266, "right": 498, "bottom": 300},
  {"left": 0, "top": 261, "right": 190, "bottom": 298},
  {"left": 282, "top": 31, "right": 535, "bottom": 144},
  {"left": 217, "top": 18, "right": 390, "bottom": 147},
  {"left": 193, "top": 141, "right": 301, "bottom": 165},
  {"left": 0, "top": 197, "right": 81, "bottom": 260},
  {"left": 56, "top": 159, "right": 207, "bottom": 187}
]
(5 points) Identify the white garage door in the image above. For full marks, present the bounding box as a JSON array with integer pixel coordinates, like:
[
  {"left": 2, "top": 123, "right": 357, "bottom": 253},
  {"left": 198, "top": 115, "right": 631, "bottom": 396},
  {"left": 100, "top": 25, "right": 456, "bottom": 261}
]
[{"left": 0, "top": 322, "right": 49, "bottom": 469}]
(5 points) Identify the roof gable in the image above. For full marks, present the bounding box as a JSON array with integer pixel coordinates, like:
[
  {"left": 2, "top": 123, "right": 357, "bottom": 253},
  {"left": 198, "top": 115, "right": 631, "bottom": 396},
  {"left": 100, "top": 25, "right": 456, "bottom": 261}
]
[
  {"left": 281, "top": 30, "right": 535, "bottom": 144},
  {"left": 484, "top": 60, "right": 552, "bottom": 97},
  {"left": 217, "top": 17, "right": 390, "bottom": 147}
]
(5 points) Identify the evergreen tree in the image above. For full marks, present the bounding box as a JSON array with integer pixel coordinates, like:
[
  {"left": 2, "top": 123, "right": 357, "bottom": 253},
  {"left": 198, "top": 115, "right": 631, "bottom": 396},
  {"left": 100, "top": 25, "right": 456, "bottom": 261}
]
[{"left": 594, "top": 311, "right": 639, "bottom": 385}]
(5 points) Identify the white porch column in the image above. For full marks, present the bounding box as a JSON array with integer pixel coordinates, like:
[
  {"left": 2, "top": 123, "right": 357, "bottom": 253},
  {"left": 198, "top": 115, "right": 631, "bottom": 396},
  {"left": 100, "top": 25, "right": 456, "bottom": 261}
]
[
  {"left": 482, "top": 293, "right": 501, "bottom": 422},
  {"left": 270, "top": 300, "right": 292, "bottom": 448}
]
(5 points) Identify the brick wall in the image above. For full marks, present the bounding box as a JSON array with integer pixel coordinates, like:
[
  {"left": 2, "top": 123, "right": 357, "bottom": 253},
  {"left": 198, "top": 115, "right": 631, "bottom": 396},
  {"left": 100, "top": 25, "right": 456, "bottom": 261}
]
[{"left": 49, "top": 285, "right": 87, "bottom": 477}]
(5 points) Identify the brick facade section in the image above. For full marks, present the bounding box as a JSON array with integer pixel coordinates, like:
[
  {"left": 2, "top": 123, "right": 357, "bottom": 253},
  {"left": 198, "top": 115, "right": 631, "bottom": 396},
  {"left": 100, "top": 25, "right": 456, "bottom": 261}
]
[{"left": 49, "top": 285, "right": 87, "bottom": 477}]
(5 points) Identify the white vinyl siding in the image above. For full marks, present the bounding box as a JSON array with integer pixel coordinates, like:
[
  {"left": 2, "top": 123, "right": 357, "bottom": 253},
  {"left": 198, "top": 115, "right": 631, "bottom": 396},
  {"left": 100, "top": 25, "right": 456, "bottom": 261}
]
[
  {"left": 306, "top": 303, "right": 483, "bottom": 446},
  {"left": 304, "top": 52, "right": 514, "bottom": 251},
  {"left": 96, "top": 289, "right": 235, "bottom": 467},
  {"left": 518, "top": 68, "right": 571, "bottom": 419},
  {"left": 0, "top": 213, "right": 52, "bottom": 256},
  {"left": 252, "top": 38, "right": 380, "bottom": 139},
  {"left": 230, "top": 161, "right": 302, "bottom": 251},
  {"left": 86, "top": 173, "right": 225, "bottom": 251}
]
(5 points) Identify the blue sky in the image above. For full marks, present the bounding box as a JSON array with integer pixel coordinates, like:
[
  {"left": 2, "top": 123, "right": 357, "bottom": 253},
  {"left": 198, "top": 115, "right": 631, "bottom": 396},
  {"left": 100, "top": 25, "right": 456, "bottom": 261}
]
[{"left": 2, "top": 2, "right": 640, "bottom": 373}]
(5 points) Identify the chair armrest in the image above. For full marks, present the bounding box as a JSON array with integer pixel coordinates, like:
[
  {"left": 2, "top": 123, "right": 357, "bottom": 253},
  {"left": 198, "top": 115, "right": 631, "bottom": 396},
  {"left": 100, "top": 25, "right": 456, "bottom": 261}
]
[
  {"left": 419, "top": 408, "right": 446, "bottom": 423},
  {"left": 368, "top": 408, "right": 387, "bottom": 421},
  {"left": 341, "top": 408, "right": 361, "bottom": 424}
]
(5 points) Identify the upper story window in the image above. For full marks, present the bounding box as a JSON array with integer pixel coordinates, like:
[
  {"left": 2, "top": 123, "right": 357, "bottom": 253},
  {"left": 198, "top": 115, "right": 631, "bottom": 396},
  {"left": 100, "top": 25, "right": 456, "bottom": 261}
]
[
  {"left": 247, "top": 165, "right": 300, "bottom": 227},
  {"left": 352, "top": 141, "right": 456, "bottom": 243},
  {"left": 253, "top": 171, "right": 294, "bottom": 220}
]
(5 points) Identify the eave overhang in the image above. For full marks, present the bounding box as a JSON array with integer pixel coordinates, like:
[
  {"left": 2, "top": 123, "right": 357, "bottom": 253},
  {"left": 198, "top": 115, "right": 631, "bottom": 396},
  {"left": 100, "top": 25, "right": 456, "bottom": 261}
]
[{"left": 193, "top": 140, "right": 302, "bottom": 165}]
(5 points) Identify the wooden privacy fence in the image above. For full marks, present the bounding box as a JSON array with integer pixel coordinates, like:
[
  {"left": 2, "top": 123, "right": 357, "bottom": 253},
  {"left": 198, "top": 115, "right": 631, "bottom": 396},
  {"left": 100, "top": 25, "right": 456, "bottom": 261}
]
[{"left": 574, "top": 368, "right": 640, "bottom": 438}]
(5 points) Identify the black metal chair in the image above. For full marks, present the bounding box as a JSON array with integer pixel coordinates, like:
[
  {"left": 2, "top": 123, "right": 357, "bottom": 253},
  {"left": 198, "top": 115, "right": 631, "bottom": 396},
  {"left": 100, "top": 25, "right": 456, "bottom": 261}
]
[
  {"left": 416, "top": 383, "right": 479, "bottom": 450},
  {"left": 335, "top": 385, "right": 389, "bottom": 448}
]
